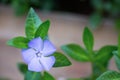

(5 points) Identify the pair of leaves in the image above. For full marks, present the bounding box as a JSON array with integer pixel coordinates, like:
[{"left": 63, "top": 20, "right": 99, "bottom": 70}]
[
  {"left": 61, "top": 27, "right": 117, "bottom": 66},
  {"left": 97, "top": 71, "right": 120, "bottom": 80},
  {"left": 61, "top": 27, "right": 93, "bottom": 62},
  {"left": 25, "top": 8, "right": 50, "bottom": 40},
  {"left": 7, "top": 8, "right": 50, "bottom": 49}
]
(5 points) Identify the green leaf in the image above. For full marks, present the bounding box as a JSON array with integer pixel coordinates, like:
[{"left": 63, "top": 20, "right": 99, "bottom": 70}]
[
  {"left": 113, "top": 51, "right": 120, "bottom": 70},
  {"left": 7, "top": 36, "right": 29, "bottom": 48},
  {"left": 43, "top": 71, "right": 55, "bottom": 80},
  {"left": 17, "top": 62, "right": 28, "bottom": 75},
  {"left": 96, "top": 71, "right": 120, "bottom": 80},
  {"left": 118, "top": 34, "right": 120, "bottom": 57},
  {"left": 25, "top": 8, "right": 42, "bottom": 40},
  {"left": 53, "top": 52, "right": 71, "bottom": 67},
  {"left": 83, "top": 27, "right": 94, "bottom": 53},
  {"left": 61, "top": 44, "right": 90, "bottom": 62},
  {"left": 95, "top": 45, "right": 117, "bottom": 65},
  {"left": 35, "top": 20, "right": 50, "bottom": 39},
  {"left": 24, "top": 70, "right": 42, "bottom": 80},
  {"left": 89, "top": 12, "right": 102, "bottom": 29}
]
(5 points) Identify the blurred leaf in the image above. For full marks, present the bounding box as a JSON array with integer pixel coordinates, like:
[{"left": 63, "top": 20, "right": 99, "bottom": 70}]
[
  {"left": 89, "top": 12, "right": 102, "bottom": 29},
  {"left": 61, "top": 44, "right": 90, "bottom": 62},
  {"left": 83, "top": 27, "right": 94, "bottom": 53},
  {"left": 91, "top": 0, "right": 103, "bottom": 11},
  {"left": 25, "top": 8, "right": 42, "bottom": 40},
  {"left": 43, "top": 71, "right": 55, "bottom": 80},
  {"left": 24, "top": 71, "right": 42, "bottom": 80},
  {"left": 7, "top": 36, "right": 29, "bottom": 48},
  {"left": 12, "top": 0, "right": 29, "bottom": 16},
  {"left": 95, "top": 45, "right": 117, "bottom": 64},
  {"left": 115, "top": 19, "right": 120, "bottom": 31},
  {"left": 17, "top": 62, "right": 28, "bottom": 75},
  {"left": 96, "top": 71, "right": 120, "bottom": 80},
  {"left": 53, "top": 52, "right": 71, "bottom": 67},
  {"left": 35, "top": 20, "right": 50, "bottom": 39},
  {"left": 113, "top": 51, "right": 120, "bottom": 70}
]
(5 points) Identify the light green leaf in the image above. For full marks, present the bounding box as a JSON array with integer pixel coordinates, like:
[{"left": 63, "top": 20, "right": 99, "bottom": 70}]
[
  {"left": 7, "top": 36, "right": 29, "bottom": 48},
  {"left": 17, "top": 62, "right": 28, "bottom": 75},
  {"left": 113, "top": 51, "right": 120, "bottom": 70},
  {"left": 25, "top": 8, "right": 42, "bottom": 40},
  {"left": 24, "top": 71, "right": 42, "bottom": 80},
  {"left": 43, "top": 71, "right": 55, "bottom": 80},
  {"left": 95, "top": 45, "right": 117, "bottom": 65},
  {"left": 96, "top": 71, "right": 120, "bottom": 80},
  {"left": 53, "top": 52, "right": 71, "bottom": 67},
  {"left": 61, "top": 44, "right": 90, "bottom": 62},
  {"left": 83, "top": 27, "right": 94, "bottom": 53},
  {"left": 35, "top": 20, "right": 50, "bottom": 39}
]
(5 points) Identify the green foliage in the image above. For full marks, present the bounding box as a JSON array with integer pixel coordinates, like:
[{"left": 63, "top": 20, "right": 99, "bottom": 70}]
[
  {"left": 24, "top": 71, "right": 42, "bottom": 80},
  {"left": 12, "top": 0, "right": 29, "bottom": 16},
  {"left": 89, "top": 12, "right": 102, "bottom": 29},
  {"left": 114, "top": 52, "right": 120, "bottom": 71},
  {"left": 25, "top": 8, "right": 42, "bottom": 40},
  {"left": 7, "top": 8, "right": 72, "bottom": 80},
  {"left": 7, "top": 36, "right": 29, "bottom": 48},
  {"left": 43, "top": 71, "right": 55, "bottom": 80},
  {"left": 17, "top": 62, "right": 28, "bottom": 75},
  {"left": 61, "top": 44, "right": 90, "bottom": 62},
  {"left": 62, "top": 27, "right": 118, "bottom": 80},
  {"left": 35, "top": 20, "right": 50, "bottom": 39},
  {"left": 96, "top": 71, "right": 120, "bottom": 80},
  {"left": 53, "top": 52, "right": 71, "bottom": 67},
  {"left": 95, "top": 45, "right": 117, "bottom": 65},
  {"left": 83, "top": 27, "right": 94, "bottom": 53}
]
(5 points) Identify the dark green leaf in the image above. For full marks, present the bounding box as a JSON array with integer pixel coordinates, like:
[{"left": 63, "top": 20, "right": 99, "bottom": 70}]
[
  {"left": 25, "top": 8, "right": 42, "bottom": 40},
  {"left": 61, "top": 44, "right": 90, "bottom": 62},
  {"left": 35, "top": 20, "right": 50, "bottom": 39},
  {"left": 95, "top": 45, "right": 117, "bottom": 64},
  {"left": 24, "top": 70, "right": 42, "bottom": 80},
  {"left": 96, "top": 71, "right": 120, "bottom": 80},
  {"left": 89, "top": 12, "right": 102, "bottom": 29},
  {"left": 113, "top": 51, "right": 120, "bottom": 70},
  {"left": 17, "top": 62, "right": 28, "bottom": 75},
  {"left": 83, "top": 27, "right": 94, "bottom": 53},
  {"left": 43, "top": 71, "right": 55, "bottom": 80},
  {"left": 53, "top": 52, "right": 71, "bottom": 67},
  {"left": 7, "top": 36, "right": 29, "bottom": 48}
]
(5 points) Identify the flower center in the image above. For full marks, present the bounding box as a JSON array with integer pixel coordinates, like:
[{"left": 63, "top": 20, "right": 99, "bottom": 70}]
[{"left": 36, "top": 52, "right": 42, "bottom": 57}]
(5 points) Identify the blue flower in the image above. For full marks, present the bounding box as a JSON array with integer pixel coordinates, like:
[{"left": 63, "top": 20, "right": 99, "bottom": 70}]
[{"left": 21, "top": 37, "right": 56, "bottom": 72}]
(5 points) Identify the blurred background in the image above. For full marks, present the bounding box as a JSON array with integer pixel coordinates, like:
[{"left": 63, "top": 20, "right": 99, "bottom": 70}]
[{"left": 0, "top": 0, "right": 119, "bottom": 80}]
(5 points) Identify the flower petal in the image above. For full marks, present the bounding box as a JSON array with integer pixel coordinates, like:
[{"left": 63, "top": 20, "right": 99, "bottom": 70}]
[
  {"left": 21, "top": 48, "right": 36, "bottom": 64},
  {"left": 28, "top": 57, "right": 44, "bottom": 72},
  {"left": 42, "top": 40, "right": 56, "bottom": 56},
  {"left": 40, "top": 56, "right": 55, "bottom": 71},
  {"left": 28, "top": 37, "right": 43, "bottom": 51}
]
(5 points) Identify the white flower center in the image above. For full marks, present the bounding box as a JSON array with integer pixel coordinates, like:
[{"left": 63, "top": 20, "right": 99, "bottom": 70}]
[
  {"left": 36, "top": 52, "right": 42, "bottom": 57},
  {"left": 32, "top": 48, "right": 43, "bottom": 57}
]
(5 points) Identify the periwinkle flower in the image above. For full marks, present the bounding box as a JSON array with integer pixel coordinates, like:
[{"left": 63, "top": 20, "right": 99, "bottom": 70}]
[{"left": 21, "top": 37, "right": 56, "bottom": 72}]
